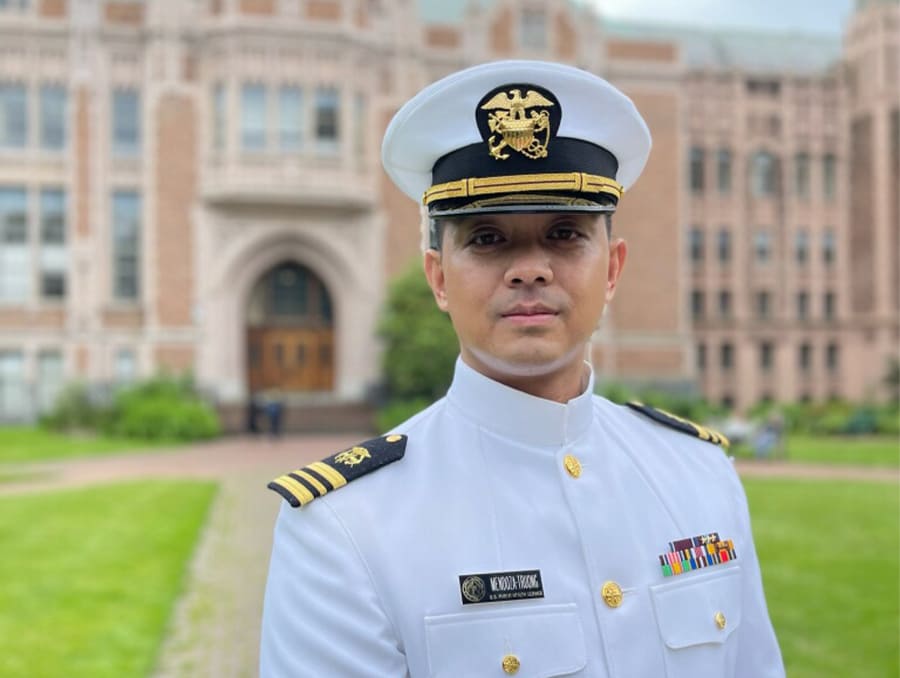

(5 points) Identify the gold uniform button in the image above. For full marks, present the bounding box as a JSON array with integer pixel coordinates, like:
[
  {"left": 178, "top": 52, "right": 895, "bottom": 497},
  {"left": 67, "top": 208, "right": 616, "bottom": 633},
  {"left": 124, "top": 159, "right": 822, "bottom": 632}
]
[
  {"left": 563, "top": 454, "right": 582, "bottom": 478},
  {"left": 601, "top": 580, "right": 623, "bottom": 608},
  {"left": 385, "top": 434, "right": 403, "bottom": 443},
  {"left": 501, "top": 654, "right": 520, "bottom": 674},
  {"left": 715, "top": 611, "right": 727, "bottom": 630}
]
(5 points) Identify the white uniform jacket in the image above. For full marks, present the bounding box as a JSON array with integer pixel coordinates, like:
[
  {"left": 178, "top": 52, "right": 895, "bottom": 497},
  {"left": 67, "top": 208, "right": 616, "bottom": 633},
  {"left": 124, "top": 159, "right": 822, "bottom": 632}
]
[{"left": 261, "top": 360, "right": 784, "bottom": 677}]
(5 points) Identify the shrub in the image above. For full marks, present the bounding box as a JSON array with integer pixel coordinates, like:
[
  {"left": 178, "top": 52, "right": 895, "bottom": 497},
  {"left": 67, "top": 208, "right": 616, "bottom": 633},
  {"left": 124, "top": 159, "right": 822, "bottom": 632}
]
[
  {"left": 373, "top": 397, "right": 433, "bottom": 432},
  {"left": 104, "top": 375, "right": 221, "bottom": 441},
  {"left": 40, "top": 382, "right": 108, "bottom": 432}
]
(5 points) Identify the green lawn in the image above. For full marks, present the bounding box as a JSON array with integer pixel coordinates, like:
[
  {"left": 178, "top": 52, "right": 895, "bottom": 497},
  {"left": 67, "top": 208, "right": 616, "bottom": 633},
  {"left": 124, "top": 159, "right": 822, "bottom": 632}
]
[
  {"left": 746, "top": 478, "right": 899, "bottom": 678},
  {"left": 0, "top": 427, "right": 179, "bottom": 464},
  {"left": 733, "top": 434, "right": 899, "bottom": 467},
  {"left": 0, "top": 480, "right": 217, "bottom": 678}
]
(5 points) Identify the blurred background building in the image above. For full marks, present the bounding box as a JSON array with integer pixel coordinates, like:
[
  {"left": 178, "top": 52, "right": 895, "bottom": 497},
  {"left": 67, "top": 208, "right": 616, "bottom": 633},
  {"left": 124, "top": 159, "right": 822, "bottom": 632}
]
[{"left": 0, "top": 0, "right": 897, "bottom": 428}]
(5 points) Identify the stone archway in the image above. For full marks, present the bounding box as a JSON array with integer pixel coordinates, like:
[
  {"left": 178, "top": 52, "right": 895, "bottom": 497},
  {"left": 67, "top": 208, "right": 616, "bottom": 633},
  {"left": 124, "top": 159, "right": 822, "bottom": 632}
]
[{"left": 245, "top": 261, "right": 335, "bottom": 394}]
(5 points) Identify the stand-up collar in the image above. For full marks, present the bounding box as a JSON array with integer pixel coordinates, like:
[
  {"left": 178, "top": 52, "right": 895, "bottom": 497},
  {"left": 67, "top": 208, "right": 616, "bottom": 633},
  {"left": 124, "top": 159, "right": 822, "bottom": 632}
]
[{"left": 446, "top": 357, "right": 595, "bottom": 448}]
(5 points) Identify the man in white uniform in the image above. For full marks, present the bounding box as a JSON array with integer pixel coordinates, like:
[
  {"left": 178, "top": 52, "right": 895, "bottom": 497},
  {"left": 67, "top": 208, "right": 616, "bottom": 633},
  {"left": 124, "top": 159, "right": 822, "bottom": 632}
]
[{"left": 260, "top": 60, "right": 785, "bottom": 677}]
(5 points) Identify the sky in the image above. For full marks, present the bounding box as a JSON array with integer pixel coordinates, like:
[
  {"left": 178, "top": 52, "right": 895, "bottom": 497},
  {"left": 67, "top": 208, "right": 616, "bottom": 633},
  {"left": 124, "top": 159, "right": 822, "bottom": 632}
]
[{"left": 588, "top": 0, "right": 856, "bottom": 35}]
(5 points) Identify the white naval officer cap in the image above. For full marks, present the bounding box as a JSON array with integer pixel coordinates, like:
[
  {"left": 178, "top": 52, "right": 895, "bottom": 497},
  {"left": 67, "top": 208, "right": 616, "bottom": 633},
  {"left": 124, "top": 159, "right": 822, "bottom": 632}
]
[{"left": 381, "top": 59, "right": 652, "bottom": 218}]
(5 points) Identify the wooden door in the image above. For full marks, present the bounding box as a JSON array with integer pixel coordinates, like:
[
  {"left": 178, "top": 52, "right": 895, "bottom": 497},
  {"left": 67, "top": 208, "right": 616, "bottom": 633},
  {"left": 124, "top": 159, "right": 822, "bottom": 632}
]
[{"left": 247, "top": 327, "right": 334, "bottom": 393}]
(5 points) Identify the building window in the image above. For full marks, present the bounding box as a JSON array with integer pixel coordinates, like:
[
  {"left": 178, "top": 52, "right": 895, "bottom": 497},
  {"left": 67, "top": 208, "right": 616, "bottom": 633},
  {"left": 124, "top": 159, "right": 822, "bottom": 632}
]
[
  {"left": 794, "top": 152, "right": 810, "bottom": 199},
  {"left": 750, "top": 150, "right": 778, "bottom": 197},
  {"left": 39, "top": 189, "right": 66, "bottom": 300},
  {"left": 716, "top": 148, "right": 731, "bottom": 194},
  {"left": 315, "top": 87, "right": 340, "bottom": 154},
  {"left": 696, "top": 342, "right": 706, "bottom": 371},
  {"left": 39, "top": 85, "right": 67, "bottom": 151},
  {"left": 826, "top": 342, "right": 839, "bottom": 373},
  {"left": 0, "top": 82, "right": 27, "bottom": 149},
  {"left": 688, "top": 226, "right": 704, "bottom": 263},
  {"left": 718, "top": 290, "right": 732, "bottom": 319},
  {"left": 756, "top": 290, "right": 771, "bottom": 319},
  {"left": 353, "top": 92, "right": 366, "bottom": 158},
  {"left": 112, "top": 191, "right": 141, "bottom": 301},
  {"left": 824, "top": 291, "right": 836, "bottom": 320},
  {"left": 689, "top": 146, "right": 704, "bottom": 194},
  {"left": 717, "top": 227, "right": 731, "bottom": 263},
  {"left": 112, "top": 89, "right": 140, "bottom": 156},
  {"left": 759, "top": 341, "right": 774, "bottom": 371},
  {"left": 279, "top": 86, "right": 303, "bottom": 152},
  {"left": 794, "top": 229, "right": 809, "bottom": 264},
  {"left": 520, "top": 8, "right": 546, "bottom": 49},
  {"left": 0, "top": 187, "right": 29, "bottom": 303},
  {"left": 691, "top": 290, "right": 705, "bottom": 320},
  {"left": 720, "top": 342, "right": 734, "bottom": 371},
  {"left": 823, "top": 228, "right": 836, "bottom": 266},
  {"left": 36, "top": 350, "right": 64, "bottom": 413},
  {"left": 115, "top": 348, "right": 137, "bottom": 384},
  {"left": 746, "top": 78, "right": 780, "bottom": 97},
  {"left": 823, "top": 153, "right": 836, "bottom": 199},
  {"left": 796, "top": 291, "right": 809, "bottom": 320},
  {"left": 241, "top": 83, "right": 267, "bottom": 152},
  {"left": 212, "top": 83, "right": 226, "bottom": 151},
  {"left": 754, "top": 229, "right": 771, "bottom": 263},
  {"left": 798, "top": 342, "right": 812, "bottom": 373},
  {"left": 0, "top": 350, "right": 27, "bottom": 421}
]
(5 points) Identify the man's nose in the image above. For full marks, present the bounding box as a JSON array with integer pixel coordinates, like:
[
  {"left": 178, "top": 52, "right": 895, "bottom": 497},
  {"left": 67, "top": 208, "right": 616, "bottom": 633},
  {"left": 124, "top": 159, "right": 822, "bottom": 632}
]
[{"left": 504, "top": 247, "right": 554, "bottom": 286}]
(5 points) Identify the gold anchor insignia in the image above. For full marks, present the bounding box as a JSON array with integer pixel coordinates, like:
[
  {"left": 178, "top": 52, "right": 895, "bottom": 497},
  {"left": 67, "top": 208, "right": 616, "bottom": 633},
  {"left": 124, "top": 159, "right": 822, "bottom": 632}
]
[
  {"left": 334, "top": 446, "right": 371, "bottom": 466},
  {"left": 480, "top": 89, "right": 554, "bottom": 160}
]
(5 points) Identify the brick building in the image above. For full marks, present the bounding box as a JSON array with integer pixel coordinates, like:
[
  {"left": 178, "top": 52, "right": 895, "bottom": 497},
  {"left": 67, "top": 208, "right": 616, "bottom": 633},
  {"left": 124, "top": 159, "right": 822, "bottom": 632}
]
[{"left": 0, "top": 0, "right": 897, "bottom": 426}]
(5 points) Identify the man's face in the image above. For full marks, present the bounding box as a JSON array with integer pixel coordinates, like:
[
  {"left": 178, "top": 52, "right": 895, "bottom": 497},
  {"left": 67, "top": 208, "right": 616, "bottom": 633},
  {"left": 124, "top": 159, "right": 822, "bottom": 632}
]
[{"left": 423, "top": 211, "right": 627, "bottom": 398}]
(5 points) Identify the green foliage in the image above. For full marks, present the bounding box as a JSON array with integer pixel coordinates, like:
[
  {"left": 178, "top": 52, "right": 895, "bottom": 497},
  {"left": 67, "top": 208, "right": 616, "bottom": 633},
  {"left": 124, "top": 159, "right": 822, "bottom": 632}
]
[
  {"left": 759, "top": 400, "right": 898, "bottom": 436},
  {"left": 374, "top": 397, "right": 434, "bottom": 432},
  {"left": 39, "top": 381, "right": 103, "bottom": 432},
  {"left": 746, "top": 478, "right": 899, "bottom": 678},
  {"left": 378, "top": 261, "right": 458, "bottom": 403},
  {"left": 596, "top": 381, "right": 725, "bottom": 423},
  {"left": 41, "top": 374, "right": 221, "bottom": 442},
  {"left": 104, "top": 375, "right": 220, "bottom": 441},
  {"left": 0, "top": 480, "right": 217, "bottom": 678}
]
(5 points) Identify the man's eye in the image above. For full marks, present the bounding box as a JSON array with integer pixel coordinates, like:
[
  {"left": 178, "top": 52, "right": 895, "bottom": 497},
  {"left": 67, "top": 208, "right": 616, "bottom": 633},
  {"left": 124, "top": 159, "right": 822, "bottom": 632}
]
[
  {"left": 549, "top": 226, "right": 580, "bottom": 240},
  {"left": 469, "top": 231, "right": 504, "bottom": 246}
]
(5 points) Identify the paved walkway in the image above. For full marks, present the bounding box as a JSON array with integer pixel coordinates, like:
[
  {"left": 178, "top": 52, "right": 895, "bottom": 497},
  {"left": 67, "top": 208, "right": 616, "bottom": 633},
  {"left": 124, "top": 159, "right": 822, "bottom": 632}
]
[{"left": 1, "top": 437, "right": 896, "bottom": 677}]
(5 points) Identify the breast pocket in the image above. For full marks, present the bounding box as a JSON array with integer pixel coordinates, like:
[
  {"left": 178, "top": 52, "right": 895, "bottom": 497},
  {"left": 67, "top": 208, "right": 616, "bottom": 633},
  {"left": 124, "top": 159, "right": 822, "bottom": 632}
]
[
  {"left": 650, "top": 566, "right": 743, "bottom": 678},
  {"left": 424, "top": 603, "right": 587, "bottom": 678}
]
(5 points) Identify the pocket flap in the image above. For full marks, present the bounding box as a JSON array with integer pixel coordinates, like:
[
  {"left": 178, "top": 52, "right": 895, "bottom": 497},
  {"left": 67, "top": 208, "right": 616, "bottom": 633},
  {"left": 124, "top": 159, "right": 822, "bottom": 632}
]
[
  {"left": 425, "top": 603, "right": 586, "bottom": 678},
  {"left": 650, "top": 567, "right": 743, "bottom": 649}
]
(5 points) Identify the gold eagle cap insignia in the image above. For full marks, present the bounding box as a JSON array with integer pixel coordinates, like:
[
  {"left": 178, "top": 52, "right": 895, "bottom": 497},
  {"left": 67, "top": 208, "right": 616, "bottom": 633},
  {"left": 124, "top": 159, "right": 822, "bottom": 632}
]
[
  {"left": 480, "top": 89, "right": 555, "bottom": 160},
  {"left": 334, "top": 446, "right": 371, "bottom": 466}
]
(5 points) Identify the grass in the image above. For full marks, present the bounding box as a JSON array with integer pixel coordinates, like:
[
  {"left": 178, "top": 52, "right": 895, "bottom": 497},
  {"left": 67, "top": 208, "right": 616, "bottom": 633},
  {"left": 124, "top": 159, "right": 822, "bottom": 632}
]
[
  {"left": 733, "top": 434, "right": 899, "bottom": 467},
  {"left": 0, "top": 480, "right": 218, "bottom": 678},
  {"left": 745, "top": 478, "right": 899, "bottom": 678},
  {"left": 0, "top": 426, "right": 180, "bottom": 464}
]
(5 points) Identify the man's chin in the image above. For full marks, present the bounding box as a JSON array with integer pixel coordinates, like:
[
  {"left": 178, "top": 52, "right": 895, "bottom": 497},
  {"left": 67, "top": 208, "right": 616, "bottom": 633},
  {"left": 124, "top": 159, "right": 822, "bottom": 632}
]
[{"left": 466, "top": 345, "right": 586, "bottom": 380}]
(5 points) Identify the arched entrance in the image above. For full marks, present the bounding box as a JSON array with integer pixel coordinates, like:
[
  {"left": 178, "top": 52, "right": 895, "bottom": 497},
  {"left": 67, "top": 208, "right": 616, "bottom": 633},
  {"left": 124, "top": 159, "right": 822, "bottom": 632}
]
[{"left": 246, "top": 261, "right": 334, "bottom": 393}]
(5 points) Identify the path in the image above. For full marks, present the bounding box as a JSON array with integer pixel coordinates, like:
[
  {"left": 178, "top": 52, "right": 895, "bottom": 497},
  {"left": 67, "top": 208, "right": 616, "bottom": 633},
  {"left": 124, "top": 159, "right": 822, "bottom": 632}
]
[{"left": 1, "top": 437, "right": 896, "bottom": 677}]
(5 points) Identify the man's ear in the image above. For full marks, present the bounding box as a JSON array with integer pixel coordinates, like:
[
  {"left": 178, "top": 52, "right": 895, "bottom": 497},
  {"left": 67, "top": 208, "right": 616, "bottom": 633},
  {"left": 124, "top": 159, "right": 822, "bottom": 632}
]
[
  {"left": 606, "top": 238, "right": 627, "bottom": 303},
  {"left": 423, "top": 249, "right": 449, "bottom": 311}
]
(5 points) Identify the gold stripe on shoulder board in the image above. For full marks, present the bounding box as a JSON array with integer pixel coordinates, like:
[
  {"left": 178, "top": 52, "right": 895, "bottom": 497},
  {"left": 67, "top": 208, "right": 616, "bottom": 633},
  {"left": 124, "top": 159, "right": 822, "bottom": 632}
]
[{"left": 268, "top": 434, "right": 408, "bottom": 508}]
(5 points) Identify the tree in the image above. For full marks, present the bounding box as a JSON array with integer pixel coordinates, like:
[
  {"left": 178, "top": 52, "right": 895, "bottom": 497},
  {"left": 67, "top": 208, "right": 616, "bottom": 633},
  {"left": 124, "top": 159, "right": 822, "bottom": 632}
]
[{"left": 378, "top": 260, "right": 458, "bottom": 402}]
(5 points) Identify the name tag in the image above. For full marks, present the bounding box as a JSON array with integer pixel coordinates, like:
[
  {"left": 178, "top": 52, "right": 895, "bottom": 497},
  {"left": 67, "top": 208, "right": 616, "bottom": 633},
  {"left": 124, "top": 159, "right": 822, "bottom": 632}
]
[{"left": 458, "top": 569, "right": 544, "bottom": 605}]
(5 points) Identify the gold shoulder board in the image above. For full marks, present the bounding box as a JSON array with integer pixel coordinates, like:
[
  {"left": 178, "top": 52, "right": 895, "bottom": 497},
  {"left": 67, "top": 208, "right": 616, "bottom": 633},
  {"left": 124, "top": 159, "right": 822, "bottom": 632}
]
[
  {"left": 626, "top": 402, "right": 729, "bottom": 448},
  {"left": 268, "top": 434, "right": 407, "bottom": 508}
]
